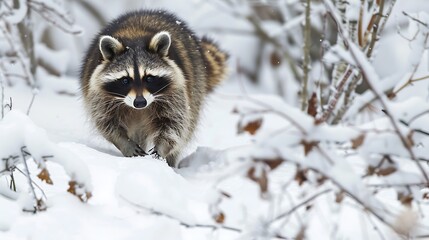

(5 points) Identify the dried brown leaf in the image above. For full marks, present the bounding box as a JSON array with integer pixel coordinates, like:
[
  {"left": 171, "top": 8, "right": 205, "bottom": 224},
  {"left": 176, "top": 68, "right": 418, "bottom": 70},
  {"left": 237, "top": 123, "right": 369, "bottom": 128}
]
[
  {"left": 68, "top": 181, "right": 92, "bottom": 202},
  {"left": 406, "top": 131, "right": 415, "bottom": 148},
  {"left": 335, "top": 191, "right": 345, "bottom": 203},
  {"left": 376, "top": 166, "right": 397, "bottom": 176},
  {"left": 36, "top": 199, "right": 47, "bottom": 211},
  {"left": 67, "top": 181, "right": 77, "bottom": 195},
  {"left": 307, "top": 92, "right": 318, "bottom": 118},
  {"left": 239, "top": 118, "right": 263, "bottom": 135},
  {"left": 317, "top": 175, "right": 327, "bottom": 185},
  {"left": 398, "top": 193, "right": 413, "bottom": 207},
  {"left": 387, "top": 91, "right": 396, "bottom": 99},
  {"left": 214, "top": 212, "right": 225, "bottom": 224},
  {"left": 37, "top": 168, "right": 53, "bottom": 185},
  {"left": 301, "top": 141, "right": 317, "bottom": 156},
  {"left": 351, "top": 135, "right": 365, "bottom": 149},
  {"left": 270, "top": 51, "right": 281, "bottom": 67},
  {"left": 366, "top": 166, "right": 376, "bottom": 176},
  {"left": 259, "top": 170, "right": 268, "bottom": 194},
  {"left": 262, "top": 158, "right": 283, "bottom": 170},
  {"left": 295, "top": 226, "right": 306, "bottom": 240},
  {"left": 294, "top": 169, "right": 307, "bottom": 186},
  {"left": 247, "top": 166, "right": 268, "bottom": 194}
]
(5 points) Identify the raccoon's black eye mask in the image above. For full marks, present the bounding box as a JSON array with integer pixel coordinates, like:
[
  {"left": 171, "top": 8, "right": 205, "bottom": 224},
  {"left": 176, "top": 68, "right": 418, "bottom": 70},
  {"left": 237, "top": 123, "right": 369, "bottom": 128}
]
[
  {"left": 144, "top": 75, "right": 170, "bottom": 94},
  {"left": 103, "top": 76, "right": 132, "bottom": 98}
]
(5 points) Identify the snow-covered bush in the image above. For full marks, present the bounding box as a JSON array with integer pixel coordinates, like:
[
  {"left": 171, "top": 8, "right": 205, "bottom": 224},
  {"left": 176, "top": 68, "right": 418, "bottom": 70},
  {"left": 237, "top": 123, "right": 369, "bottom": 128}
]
[
  {"left": 0, "top": 110, "right": 92, "bottom": 230},
  {"left": 0, "top": 0, "right": 80, "bottom": 88},
  {"left": 0, "top": 0, "right": 90, "bottom": 228},
  {"left": 177, "top": 0, "right": 429, "bottom": 239},
  {"left": 2, "top": 0, "right": 429, "bottom": 239}
]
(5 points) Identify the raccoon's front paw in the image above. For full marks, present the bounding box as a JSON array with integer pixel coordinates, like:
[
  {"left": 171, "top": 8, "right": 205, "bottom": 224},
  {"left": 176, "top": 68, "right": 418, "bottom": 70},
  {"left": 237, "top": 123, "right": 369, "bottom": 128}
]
[
  {"left": 121, "top": 142, "right": 147, "bottom": 157},
  {"left": 148, "top": 147, "right": 176, "bottom": 167},
  {"left": 148, "top": 147, "right": 162, "bottom": 159},
  {"left": 132, "top": 144, "right": 148, "bottom": 156}
]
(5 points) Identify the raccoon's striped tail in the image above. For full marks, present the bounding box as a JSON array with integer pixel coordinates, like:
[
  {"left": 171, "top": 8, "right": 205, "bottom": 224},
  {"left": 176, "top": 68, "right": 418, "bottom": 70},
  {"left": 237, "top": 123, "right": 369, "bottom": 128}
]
[{"left": 201, "top": 37, "right": 229, "bottom": 92}]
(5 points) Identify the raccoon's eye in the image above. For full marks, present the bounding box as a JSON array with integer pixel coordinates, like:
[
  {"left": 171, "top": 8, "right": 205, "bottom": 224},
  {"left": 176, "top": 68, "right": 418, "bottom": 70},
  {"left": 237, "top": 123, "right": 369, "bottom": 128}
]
[
  {"left": 145, "top": 75, "right": 156, "bottom": 83},
  {"left": 120, "top": 77, "right": 131, "bottom": 85},
  {"left": 145, "top": 75, "right": 169, "bottom": 94}
]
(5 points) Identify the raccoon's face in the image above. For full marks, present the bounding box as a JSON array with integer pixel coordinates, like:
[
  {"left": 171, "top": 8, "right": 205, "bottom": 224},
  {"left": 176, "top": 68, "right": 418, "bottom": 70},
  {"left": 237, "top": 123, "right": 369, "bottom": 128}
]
[{"left": 90, "top": 31, "right": 184, "bottom": 109}]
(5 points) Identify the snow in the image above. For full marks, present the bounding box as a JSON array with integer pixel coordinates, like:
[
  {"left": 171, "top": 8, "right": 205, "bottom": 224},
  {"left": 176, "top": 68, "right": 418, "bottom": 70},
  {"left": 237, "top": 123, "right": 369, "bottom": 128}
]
[
  {"left": 0, "top": 84, "right": 246, "bottom": 239},
  {"left": 0, "top": 110, "right": 92, "bottom": 193},
  {"left": 116, "top": 158, "right": 214, "bottom": 226},
  {"left": 345, "top": 0, "right": 360, "bottom": 22},
  {"left": 2, "top": 0, "right": 429, "bottom": 239},
  {"left": 3, "top": 0, "right": 28, "bottom": 24},
  {"left": 0, "top": 196, "right": 20, "bottom": 231}
]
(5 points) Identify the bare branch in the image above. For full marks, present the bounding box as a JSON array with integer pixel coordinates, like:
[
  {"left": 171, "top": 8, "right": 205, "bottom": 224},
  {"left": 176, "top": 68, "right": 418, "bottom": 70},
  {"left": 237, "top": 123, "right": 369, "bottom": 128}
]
[
  {"left": 365, "top": 0, "right": 385, "bottom": 58},
  {"left": 20, "top": 146, "right": 40, "bottom": 211},
  {"left": 323, "top": 0, "right": 429, "bottom": 184},
  {"left": 118, "top": 195, "right": 243, "bottom": 233},
  {"left": 270, "top": 189, "right": 332, "bottom": 224},
  {"left": 318, "top": 66, "right": 353, "bottom": 123},
  {"left": 301, "top": 0, "right": 311, "bottom": 111},
  {"left": 402, "top": 11, "right": 429, "bottom": 28}
]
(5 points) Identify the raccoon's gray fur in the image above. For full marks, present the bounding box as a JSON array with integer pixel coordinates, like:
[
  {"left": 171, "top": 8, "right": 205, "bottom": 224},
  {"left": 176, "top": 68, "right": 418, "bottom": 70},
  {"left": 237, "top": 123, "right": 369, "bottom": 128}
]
[{"left": 80, "top": 10, "right": 228, "bottom": 167}]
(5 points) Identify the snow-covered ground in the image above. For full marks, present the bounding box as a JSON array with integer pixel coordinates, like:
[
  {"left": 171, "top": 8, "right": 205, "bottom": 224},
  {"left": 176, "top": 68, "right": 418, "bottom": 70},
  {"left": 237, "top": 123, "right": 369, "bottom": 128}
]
[
  {"left": 0, "top": 78, "right": 267, "bottom": 239},
  {"left": 3, "top": 0, "right": 429, "bottom": 239}
]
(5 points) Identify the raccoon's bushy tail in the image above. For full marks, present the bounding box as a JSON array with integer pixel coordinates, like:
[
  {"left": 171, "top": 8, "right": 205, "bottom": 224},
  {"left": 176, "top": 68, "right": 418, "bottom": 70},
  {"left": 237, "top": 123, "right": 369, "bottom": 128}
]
[{"left": 201, "top": 37, "right": 229, "bottom": 92}]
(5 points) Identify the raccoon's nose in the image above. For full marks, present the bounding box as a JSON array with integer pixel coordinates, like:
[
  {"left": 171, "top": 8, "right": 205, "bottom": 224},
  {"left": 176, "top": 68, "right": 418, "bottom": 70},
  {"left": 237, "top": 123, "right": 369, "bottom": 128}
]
[{"left": 133, "top": 96, "right": 147, "bottom": 109}]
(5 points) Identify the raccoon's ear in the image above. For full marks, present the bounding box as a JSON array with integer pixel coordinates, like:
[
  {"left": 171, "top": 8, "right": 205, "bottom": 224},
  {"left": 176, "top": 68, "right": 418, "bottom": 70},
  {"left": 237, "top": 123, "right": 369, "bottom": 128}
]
[
  {"left": 99, "top": 35, "right": 124, "bottom": 61},
  {"left": 149, "top": 31, "right": 171, "bottom": 57}
]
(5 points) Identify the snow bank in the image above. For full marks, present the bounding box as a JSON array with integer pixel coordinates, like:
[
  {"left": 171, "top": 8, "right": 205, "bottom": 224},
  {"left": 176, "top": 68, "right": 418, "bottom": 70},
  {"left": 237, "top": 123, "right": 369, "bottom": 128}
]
[
  {"left": 0, "top": 196, "right": 20, "bottom": 231},
  {"left": 116, "top": 158, "right": 219, "bottom": 226},
  {"left": 0, "top": 110, "right": 92, "bottom": 195}
]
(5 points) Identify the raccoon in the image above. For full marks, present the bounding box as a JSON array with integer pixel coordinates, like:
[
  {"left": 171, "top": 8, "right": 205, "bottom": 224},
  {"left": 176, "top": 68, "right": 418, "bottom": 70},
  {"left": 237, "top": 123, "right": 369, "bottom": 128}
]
[{"left": 80, "top": 10, "right": 228, "bottom": 167}]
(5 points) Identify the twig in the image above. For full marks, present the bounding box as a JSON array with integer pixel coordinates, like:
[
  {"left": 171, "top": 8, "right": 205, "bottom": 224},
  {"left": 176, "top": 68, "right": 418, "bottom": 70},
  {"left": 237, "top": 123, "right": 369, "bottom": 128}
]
[
  {"left": 27, "top": 0, "right": 81, "bottom": 35},
  {"left": 332, "top": 0, "right": 397, "bottom": 123},
  {"left": 0, "top": 19, "right": 36, "bottom": 87},
  {"left": 365, "top": 212, "right": 387, "bottom": 240},
  {"left": 402, "top": 11, "right": 429, "bottom": 28},
  {"left": 318, "top": 66, "right": 353, "bottom": 123},
  {"left": 20, "top": 146, "right": 39, "bottom": 211},
  {"left": 246, "top": 96, "right": 308, "bottom": 134},
  {"left": 245, "top": 15, "right": 301, "bottom": 84},
  {"left": 392, "top": 74, "right": 429, "bottom": 96},
  {"left": 1, "top": 74, "right": 4, "bottom": 119},
  {"left": 377, "top": 0, "right": 397, "bottom": 44},
  {"left": 26, "top": 88, "right": 37, "bottom": 115},
  {"left": 358, "top": 0, "right": 365, "bottom": 47},
  {"left": 14, "top": 0, "right": 37, "bottom": 77},
  {"left": 367, "top": 182, "right": 427, "bottom": 188},
  {"left": 10, "top": 172, "right": 16, "bottom": 191},
  {"left": 331, "top": 73, "right": 362, "bottom": 124},
  {"left": 273, "top": 145, "right": 400, "bottom": 234},
  {"left": 365, "top": 0, "right": 385, "bottom": 58},
  {"left": 406, "top": 108, "right": 429, "bottom": 125},
  {"left": 301, "top": 0, "right": 311, "bottom": 111},
  {"left": 119, "top": 195, "right": 242, "bottom": 233},
  {"left": 14, "top": 166, "right": 48, "bottom": 200},
  {"left": 323, "top": 0, "right": 429, "bottom": 184},
  {"left": 28, "top": 0, "right": 74, "bottom": 25},
  {"left": 29, "top": 5, "right": 81, "bottom": 35},
  {"left": 270, "top": 189, "right": 332, "bottom": 224}
]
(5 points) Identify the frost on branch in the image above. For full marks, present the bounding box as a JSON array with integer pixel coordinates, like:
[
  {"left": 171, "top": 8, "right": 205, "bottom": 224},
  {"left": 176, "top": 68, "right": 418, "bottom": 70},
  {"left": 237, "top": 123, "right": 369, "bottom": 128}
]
[
  {"left": 203, "top": 3, "right": 429, "bottom": 237},
  {"left": 0, "top": 0, "right": 81, "bottom": 88},
  {"left": 187, "top": 91, "right": 429, "bottom": 238},
  {"left": 0, "top": 110, "right": 92, "bottom": 223}
]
